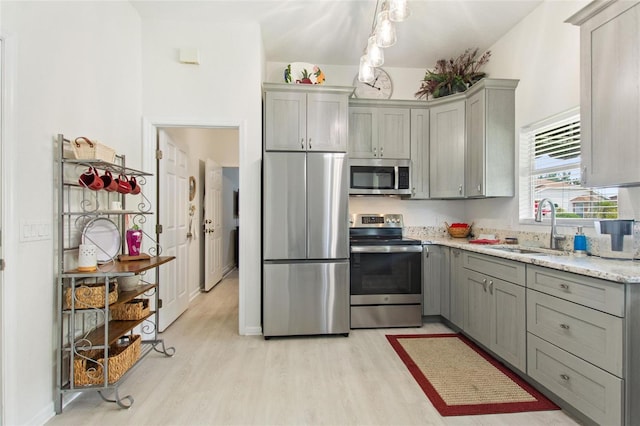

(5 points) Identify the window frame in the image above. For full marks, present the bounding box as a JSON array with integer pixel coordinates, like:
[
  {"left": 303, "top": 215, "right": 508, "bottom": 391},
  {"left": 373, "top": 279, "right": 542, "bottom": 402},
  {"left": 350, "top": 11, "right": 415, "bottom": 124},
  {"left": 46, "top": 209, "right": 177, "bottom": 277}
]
[{"left": 518, "top": 107, "right": 618, "bottom": 227}]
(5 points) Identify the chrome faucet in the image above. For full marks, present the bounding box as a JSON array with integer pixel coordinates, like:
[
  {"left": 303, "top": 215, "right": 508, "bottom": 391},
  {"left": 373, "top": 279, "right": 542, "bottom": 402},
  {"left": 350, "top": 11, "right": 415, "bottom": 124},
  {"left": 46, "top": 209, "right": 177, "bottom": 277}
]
[{"left": 535, "top": 198, "right": 566, "bottom": 250}]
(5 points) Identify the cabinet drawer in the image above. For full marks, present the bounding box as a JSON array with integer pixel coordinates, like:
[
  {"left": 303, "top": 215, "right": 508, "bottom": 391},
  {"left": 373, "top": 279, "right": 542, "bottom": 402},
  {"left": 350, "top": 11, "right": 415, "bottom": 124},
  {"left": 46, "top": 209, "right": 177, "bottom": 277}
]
[
  {"left": 463, "top": 251, "right": 525, "bottom": 285},
  {"left": 527, "top": 290, "right": 623, "bottom": 376},
  {"left": 528, "top": 333, "right": 623, "bottom": 426},
  {"left": 527, "top": 265, "right": 624, "bottom": 316}
]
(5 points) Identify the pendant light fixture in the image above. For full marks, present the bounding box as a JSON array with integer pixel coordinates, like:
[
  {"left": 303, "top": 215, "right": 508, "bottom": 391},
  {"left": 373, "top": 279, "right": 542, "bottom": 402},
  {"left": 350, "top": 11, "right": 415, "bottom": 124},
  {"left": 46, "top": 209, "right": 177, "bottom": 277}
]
[
  {"left": 374, "top": 9, "right": 396, "bottom": 48},
  {"left": 358, "top": 55, "right": 375, "bottom": 83},
  {"left": 357, "top": 0, "right": 409, "bottom": 83},
  {"left": 389, "top": 0, "right": 410, "bottom": 22},
  {"left": 366, "top": 36, "right": 384, "bottom": 67}
]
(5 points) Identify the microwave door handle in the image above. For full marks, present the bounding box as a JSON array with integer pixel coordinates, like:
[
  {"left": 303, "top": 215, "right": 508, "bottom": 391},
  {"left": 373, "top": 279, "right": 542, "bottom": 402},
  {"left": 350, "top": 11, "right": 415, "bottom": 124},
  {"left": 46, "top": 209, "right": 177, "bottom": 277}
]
[{"left": 394, "top": 166, "right": 399, "bottom": 190}]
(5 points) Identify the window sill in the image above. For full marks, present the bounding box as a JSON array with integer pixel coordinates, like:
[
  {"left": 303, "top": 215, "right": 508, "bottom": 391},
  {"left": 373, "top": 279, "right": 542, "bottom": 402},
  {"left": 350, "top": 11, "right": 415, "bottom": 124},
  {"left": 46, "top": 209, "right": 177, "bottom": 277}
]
[{"left": 519, "top": 218, "right": 597, "bottom": 228}]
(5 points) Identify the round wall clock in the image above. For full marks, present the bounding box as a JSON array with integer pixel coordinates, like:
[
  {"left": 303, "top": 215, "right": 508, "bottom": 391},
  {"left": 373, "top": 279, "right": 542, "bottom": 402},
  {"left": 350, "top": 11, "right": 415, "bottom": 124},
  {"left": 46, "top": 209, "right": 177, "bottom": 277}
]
[{"left": 353, "top": 68, "right": 393, "bottom": 99}]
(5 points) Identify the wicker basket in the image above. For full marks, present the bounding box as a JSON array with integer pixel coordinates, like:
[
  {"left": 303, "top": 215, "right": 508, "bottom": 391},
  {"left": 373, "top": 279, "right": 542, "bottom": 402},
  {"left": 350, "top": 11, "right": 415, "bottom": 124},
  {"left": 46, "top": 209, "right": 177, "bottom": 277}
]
[
  {"left": 73, "top": 334, "right": 141, "bottom": 386},
  {"left": 445, "top": 222, "right": 472, "bottom": 238},
  {"left": 64, "top": 282, "right": 118, "bottom": 309},
  {"left": 111, "top": 299, "right": 150, "bottom": 321},
  {"left": 72, "top": 137, "right": 116, "bottom": 163}
]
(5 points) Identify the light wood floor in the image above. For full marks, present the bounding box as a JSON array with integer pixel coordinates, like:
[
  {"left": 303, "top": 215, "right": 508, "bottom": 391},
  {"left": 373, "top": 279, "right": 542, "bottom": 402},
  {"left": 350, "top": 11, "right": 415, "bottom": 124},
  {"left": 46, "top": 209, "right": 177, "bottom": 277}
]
[{"left": 47, "top": 270, "right": 580, "bottom": 426}]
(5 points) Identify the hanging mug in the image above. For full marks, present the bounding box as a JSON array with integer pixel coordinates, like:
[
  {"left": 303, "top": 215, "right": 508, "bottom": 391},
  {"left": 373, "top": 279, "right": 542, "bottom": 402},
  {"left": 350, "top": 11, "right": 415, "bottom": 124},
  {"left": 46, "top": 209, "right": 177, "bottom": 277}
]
[
  {"left": 115, "top": 174, "right": 132, "bottom": 194},
  {"left": 129, "top": 176, "right": 141, "bottom": 195},
  {"left": 100, "top": 170, "right": 118, "bottom": 192},
  {"left": 78, "top": 167, "right": 104, "bottom": 191}
]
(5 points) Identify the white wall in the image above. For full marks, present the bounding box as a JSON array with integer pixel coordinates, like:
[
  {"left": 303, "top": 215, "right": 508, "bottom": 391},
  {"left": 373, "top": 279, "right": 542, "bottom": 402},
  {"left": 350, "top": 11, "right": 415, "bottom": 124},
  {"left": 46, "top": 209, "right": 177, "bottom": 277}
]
[
  {"left": 1, "top": 2, "right": 142, "bottom": 424},
  {"left": 463, "top": 0, "right": 590, "bottom": 231},
  {"left": 140, "top": 18, "right": 262, "bottom": 335}
]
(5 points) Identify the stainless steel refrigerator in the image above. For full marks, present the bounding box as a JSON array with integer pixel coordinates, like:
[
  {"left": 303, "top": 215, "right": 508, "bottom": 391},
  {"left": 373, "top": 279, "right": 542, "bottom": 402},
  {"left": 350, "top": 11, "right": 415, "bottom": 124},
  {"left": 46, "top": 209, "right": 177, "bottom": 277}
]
[{"left": 262, "top": 151, "right": 349, "bottom": 338}]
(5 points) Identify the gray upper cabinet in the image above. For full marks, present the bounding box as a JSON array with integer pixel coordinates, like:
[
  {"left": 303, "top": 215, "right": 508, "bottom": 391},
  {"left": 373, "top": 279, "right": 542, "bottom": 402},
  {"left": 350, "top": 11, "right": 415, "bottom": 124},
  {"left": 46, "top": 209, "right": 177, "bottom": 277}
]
[
  {"left": 465, "top": 79, "right": 518, "bottom": 197},
  {"left": 264, "top": 83, "right": 351, "bottom": 152},
  {"left": 409, "top": 108, "right": 430, "bottom": 199},
  {"left": 429, "top": 97, "right": 466, "bottom": 198},
  {"left": 568, "top": 1, "right": 640, "bottom": 187},
  {"left": 348, "top": 104, "right": 410, "bottom": 159}
]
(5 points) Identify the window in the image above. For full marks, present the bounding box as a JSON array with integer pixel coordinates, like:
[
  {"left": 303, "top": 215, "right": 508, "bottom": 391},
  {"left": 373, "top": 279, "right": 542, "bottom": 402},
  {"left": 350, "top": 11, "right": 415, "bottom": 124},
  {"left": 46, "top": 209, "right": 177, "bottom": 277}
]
[{"left": 519, "top": 108, "right": 618, "bottom": 222}]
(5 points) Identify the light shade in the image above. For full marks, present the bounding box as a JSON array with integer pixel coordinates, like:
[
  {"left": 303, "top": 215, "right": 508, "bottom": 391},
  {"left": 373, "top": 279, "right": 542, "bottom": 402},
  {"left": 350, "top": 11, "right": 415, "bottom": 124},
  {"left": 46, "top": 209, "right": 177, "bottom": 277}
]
[
  {"left": 358, "top": 55, "right": 375, "bottom": 83},
  {"left": 389, "top": 0, "right": 410, "bottom": 22},
  {"left": 366, "top": 36, "right": 384, "bottom": 67},
  {"left": 375, "top": 10, "right": 396, "bottom": 48}
]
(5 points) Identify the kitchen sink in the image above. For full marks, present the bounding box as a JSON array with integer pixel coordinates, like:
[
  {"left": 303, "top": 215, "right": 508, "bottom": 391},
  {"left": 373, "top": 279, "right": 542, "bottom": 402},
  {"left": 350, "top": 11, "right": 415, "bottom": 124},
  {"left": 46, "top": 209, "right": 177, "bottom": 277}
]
[{"left": 484, "top": 246, "right": 565, "bottom": 256}]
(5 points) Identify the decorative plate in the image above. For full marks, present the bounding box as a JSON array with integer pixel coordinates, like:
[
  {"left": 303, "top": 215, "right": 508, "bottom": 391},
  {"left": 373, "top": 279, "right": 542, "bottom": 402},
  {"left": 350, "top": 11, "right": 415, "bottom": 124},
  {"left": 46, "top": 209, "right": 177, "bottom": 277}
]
[
  {"left": 82, "top": 218, "right": 121, "bottom": 263},
  {"left": 284, "top": 62, "right": 325, "bottom": 85}
]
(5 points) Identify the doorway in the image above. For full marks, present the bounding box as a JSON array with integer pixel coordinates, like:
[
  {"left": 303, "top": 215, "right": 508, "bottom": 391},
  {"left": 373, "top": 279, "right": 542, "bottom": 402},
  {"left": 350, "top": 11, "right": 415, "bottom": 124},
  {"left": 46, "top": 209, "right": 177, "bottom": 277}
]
[{"left": 142, "top": 119, "right": 243, "bottom": 333}]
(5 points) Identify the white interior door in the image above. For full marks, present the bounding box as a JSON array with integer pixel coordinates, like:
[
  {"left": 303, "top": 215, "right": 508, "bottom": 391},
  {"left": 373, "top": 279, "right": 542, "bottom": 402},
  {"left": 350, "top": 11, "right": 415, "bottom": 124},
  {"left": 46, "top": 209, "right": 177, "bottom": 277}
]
[
  {"left": 158, "top": 131, "right": 189, "bottom": 331},
  {"left": 203, "top": 158, "right": 223, "bottom": 291}
]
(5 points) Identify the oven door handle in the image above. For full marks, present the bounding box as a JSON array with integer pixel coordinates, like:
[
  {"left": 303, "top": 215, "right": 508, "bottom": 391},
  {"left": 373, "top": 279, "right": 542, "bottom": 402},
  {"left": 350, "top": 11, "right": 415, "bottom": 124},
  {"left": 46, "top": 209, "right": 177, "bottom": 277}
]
[{"left": 350, "top": 245, "right": 424, "bottom": 253}]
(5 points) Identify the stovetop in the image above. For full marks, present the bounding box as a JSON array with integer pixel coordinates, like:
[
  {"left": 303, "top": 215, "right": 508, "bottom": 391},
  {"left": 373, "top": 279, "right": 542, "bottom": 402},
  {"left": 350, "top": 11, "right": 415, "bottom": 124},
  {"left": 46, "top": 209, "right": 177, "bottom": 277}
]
[{"left": 349, "top": 214, "right": 421, "bottom": 246}]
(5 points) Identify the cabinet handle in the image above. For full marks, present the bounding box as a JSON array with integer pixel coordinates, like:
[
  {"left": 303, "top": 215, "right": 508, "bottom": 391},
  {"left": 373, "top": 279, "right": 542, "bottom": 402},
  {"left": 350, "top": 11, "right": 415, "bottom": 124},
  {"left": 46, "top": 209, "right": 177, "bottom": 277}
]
[
  {"left": 458, "top": 184, "right": 463, "bottom": 195},
  {"left": 482, "top": 278, "right": 487, "bottom": 292},
  {"left": 301, "top": 138, "right": 304, "bottom": 149},
  {"left": 559, "top": 283, "right": 570, "bottom": 291},
  {"left": 477, "top": 184, "right": 482, "bottom": 193},
  {"left": 412, "top": 187, "right": 416, "bottom": 196},
  {"left": 309, "top": 138, "right": 312, "bottom": 149},
  {"left": 380, "top": 147, "right": 384, "bottom": 157},
  {"left": 560, "top": 374, "right": 570, "bottom": 381},
  {"left": 373, "top": 147, "right": 377, "bottom": 157},
  {"left": 489, "top": 280, "right": 493, "bottom": 295},
  {"left": 559, "top": 323, "right": 570, "bottom": 330}
]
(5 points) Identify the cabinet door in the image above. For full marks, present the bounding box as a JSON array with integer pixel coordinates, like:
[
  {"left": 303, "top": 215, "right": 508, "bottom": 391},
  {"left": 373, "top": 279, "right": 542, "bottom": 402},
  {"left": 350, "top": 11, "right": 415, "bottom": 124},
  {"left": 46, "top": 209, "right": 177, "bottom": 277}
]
[
  {"left": 465, "top": 90, "right": 485, "bottom": 197},
  {"left": 463, "top": 268, "right": 491, "bottom": 345},
  {"left": 409, "top": 108, "right": 430, "bottom": 199},
  {"left": 265, "top": 91, "right": 306, "bottom": 151},
  {"left": 429, "top": 100, "right": 465, "bottom": 198},
  {"left": 449, "top": 248, "right": 465, "bottom": 328},
  {"left": 349, "top": 107, "right": 378, "bottom": 158},
  {"left": 491, "top": 278, "right": 526, "bottom": 372},
  {"left": 580, "top": 2, "right": 640, "bottom": 187},
  {"left": 307, "top": 93, "right": 348, "bottom": 152},
  {"left": 423, "top": 245, "right": 445, "bottom": 316},
  {"left": 378, "top": 108, "right": 410, "bottom": 159}
]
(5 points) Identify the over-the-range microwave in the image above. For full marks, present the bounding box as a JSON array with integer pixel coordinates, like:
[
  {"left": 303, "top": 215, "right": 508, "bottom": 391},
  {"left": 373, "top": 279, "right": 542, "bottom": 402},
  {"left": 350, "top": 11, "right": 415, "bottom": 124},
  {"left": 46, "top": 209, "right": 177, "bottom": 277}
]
[{"left": 349, "top": 158, "right": 411, "bottom": 196}]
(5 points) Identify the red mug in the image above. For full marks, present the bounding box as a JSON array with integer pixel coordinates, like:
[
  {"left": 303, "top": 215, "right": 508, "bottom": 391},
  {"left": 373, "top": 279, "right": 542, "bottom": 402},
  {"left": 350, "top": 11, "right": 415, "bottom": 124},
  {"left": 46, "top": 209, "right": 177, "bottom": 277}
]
[
  {"left": 115, "top": 174, "right": 132, "bottom": 194},
  {"left": 78, "top": 167, "right": 104, "bottom": 191},
  {"left": 129, "top": 176, "right": 141, "bottom": 195},
  {"left": 100, "top": 170, "right": 118, "bottom": 192}
]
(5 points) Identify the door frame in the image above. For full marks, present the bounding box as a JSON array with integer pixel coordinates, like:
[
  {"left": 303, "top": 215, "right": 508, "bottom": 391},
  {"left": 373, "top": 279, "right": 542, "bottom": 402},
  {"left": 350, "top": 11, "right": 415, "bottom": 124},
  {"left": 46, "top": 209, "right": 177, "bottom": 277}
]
[{"left": 142, "top": 117, "right": 250, "bottom": 335}]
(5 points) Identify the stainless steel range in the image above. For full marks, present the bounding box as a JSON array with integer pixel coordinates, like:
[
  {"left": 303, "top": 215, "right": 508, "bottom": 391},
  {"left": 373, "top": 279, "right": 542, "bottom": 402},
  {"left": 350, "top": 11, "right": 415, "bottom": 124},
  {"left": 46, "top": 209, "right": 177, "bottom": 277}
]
[{"left": 349, "top": 214, "right": 423, "bottom": 328}]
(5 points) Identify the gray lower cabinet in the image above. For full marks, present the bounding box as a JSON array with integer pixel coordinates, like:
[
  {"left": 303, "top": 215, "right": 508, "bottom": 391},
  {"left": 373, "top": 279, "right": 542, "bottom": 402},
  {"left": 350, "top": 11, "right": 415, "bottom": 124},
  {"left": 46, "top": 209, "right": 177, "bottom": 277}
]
[
  {"left": 526, "top": 265, "right": 626, "bottom": 425},
  {"left": 423, "top": 245, "right": 447, "bottom": 316},
  {"left": 528, "top": 334, "right": 623, "bottom": 426},
  {"left": 448, "top": 248, "right": 465, "bottom": 328},
  {"left": 461, "top": 252, "right": 526, "bottom": 372}
]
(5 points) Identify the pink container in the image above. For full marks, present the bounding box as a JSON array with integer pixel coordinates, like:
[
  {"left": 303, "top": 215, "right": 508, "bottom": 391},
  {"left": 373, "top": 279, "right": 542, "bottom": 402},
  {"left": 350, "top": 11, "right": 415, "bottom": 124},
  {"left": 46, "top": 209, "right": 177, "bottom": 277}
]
[{"left": 126, "top": 228, "right": 142, "bottom": 256}]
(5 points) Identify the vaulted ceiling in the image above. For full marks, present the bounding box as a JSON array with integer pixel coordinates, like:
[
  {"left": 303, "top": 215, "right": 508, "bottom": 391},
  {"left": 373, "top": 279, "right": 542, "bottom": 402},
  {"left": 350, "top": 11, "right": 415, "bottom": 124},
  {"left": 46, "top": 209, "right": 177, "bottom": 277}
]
[{"left": 131, "top": 0, "right": 543, "bottom": 69}]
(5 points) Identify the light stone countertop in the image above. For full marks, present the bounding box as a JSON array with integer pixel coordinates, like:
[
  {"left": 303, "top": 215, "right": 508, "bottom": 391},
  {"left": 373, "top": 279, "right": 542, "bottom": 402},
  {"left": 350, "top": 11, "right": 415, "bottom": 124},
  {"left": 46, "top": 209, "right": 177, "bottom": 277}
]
[{"left": 410, "top": 236, "right": 640, "bottom": 284}]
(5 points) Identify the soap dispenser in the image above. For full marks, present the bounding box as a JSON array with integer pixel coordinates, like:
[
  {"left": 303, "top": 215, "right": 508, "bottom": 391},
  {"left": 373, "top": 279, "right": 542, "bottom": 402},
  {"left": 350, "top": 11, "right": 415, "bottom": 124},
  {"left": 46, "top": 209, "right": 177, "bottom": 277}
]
[{"left": 574, "top": 226, "right": 587, "bottom": 256}]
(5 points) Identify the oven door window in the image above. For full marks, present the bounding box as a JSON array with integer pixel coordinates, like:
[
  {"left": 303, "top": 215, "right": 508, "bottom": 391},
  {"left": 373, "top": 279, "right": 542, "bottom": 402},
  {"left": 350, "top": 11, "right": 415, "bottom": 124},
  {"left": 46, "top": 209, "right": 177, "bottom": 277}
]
[
  {"left": 350, "top": 166, "right": 395, "bottom": 189},
  {"left": 350, "top": 251, "right": 421, "bottom": 295}
]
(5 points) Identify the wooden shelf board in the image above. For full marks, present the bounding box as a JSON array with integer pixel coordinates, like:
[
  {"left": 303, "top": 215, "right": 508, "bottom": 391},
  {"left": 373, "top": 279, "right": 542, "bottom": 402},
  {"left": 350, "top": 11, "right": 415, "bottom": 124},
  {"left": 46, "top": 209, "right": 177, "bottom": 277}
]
[
  {"left": 62, "top": 256, "right": 175, "bottom": 276},
  {"left": 75, "top": 312, "right": 155, "bottom": 348}
]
